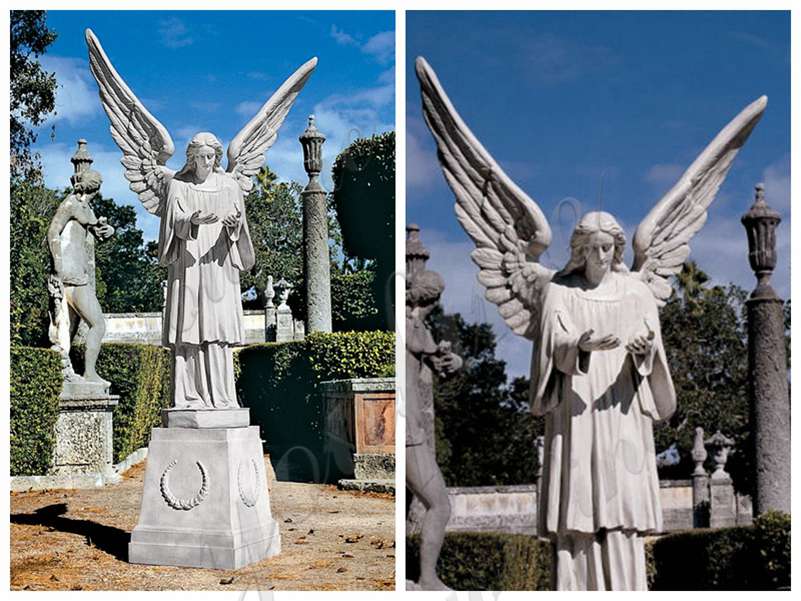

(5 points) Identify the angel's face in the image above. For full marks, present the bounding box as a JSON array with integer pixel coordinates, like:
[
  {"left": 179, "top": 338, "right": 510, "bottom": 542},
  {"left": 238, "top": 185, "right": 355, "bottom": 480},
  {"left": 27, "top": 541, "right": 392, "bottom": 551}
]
[
  {"left": 583, "top": 231, "right": 615, "bottom": 275},
  {"left": 192, "top": 145, "right": 217, "bottom": 180}
]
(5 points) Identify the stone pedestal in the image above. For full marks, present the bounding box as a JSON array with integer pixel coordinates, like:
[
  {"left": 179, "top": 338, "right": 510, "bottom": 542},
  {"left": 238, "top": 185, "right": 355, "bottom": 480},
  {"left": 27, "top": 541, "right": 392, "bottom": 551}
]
[
  {"left": 52, "top": 390, "right": 119, "bottom": 487},
  {"left": 709, "top": 477, "right": 737, "bottom": 528},
  {"left": 129, "top": 419, "right": 281, "bottom": 569},
  {"left": 322, "top": 378, "right": 395, "bottom": 491}
]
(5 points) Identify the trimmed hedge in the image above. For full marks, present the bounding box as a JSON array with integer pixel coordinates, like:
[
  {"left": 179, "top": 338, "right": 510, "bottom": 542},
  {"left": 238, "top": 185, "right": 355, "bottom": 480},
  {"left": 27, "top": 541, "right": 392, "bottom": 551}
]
[
  {"left": 71, "top": 343, "right": 171, "bottom": 462},
  {"left": 237, "top": 331, "right": 395, "bottom": 482},
  {"left": 651, "top": 511, "right": 791, "bottom": 590},
  {"left": 406, "top": 532, "right": 553, "bottom": 591},
  {"left": 10, "top": 346, "right": 63, "bottom": 476}
]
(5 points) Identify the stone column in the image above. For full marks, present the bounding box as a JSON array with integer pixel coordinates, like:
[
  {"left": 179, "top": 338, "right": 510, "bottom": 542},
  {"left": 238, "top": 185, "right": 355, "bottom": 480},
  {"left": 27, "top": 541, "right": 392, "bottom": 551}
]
[
  {"left": 691, "top": 427, "right": 710, "bottom": 528},
  {"left": 299, "top": 115, "right": 332, "bottom": 333},
  {"left": 741, "top": 183, "right": 790, "bottom": 515}
]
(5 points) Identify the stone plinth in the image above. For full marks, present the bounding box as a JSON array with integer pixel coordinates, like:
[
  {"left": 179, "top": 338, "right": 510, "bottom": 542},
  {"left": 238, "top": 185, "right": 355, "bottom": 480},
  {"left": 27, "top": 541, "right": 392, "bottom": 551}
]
[
  {"left": 129, "top": 425, "right": 280, "bottom": 569},
  {"left": 52, "top": 392, "right": 119, "bottom": 487},
  {"left": 162, "top": 407, "right": 250, "bottom": 429},
  {"left": 321, "top": 378, "right": 395, "bottom": 486}
]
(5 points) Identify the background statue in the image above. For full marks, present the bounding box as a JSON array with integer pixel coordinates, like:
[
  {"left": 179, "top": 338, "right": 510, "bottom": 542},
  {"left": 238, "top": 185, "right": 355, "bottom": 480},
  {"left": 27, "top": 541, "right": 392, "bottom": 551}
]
[
  {"left": 47, "top": 167, "right": 115, "bottom": 386},
  {"left": 415, "top": 56, "right": 766, "bottom": 590},
  {"left": 406, "top": 268, "right": 463, "bottom": 591},
  {"left": 85, "top": 28, "right": 315, "bottom": 409}
]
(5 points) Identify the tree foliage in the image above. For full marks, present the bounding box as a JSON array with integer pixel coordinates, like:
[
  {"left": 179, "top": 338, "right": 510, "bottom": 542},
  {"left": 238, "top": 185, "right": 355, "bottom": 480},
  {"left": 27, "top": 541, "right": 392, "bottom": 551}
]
[
  {"left": 428, "top": 306, "right": 541, "bottom": 486},
  {"left": 332, "top": 131, "right": 395, "bottom": 329},
  {"left": 656, "top": 265, "right": 751, "bottom": 489},
  {"left": 10, "top": 10, "right": 57, "bottom": 180},
  {"left": 10, "top": 180, "right": 60, "bottom": 347},
  {"left": 91, "top": 193, "right": 164, "bottom": 313}
]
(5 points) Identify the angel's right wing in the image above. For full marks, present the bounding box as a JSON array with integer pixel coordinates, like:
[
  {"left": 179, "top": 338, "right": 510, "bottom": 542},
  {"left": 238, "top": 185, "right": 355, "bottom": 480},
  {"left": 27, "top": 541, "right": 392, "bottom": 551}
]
[
  {"left": 415, "top": 57, "right": 553, "bottom": 338},
  {"left": 86, "top": 29, "right": 175, "bottom": 216}
]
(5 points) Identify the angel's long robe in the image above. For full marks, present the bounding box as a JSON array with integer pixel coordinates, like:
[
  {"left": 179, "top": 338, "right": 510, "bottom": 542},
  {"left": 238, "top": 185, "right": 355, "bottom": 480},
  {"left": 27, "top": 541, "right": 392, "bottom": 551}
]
[
  {"left": 529, "top": 271, "right": 676, "bottom": 588},
  {"left": 158, "top": 172, "right": 255, "bottom": 408}
]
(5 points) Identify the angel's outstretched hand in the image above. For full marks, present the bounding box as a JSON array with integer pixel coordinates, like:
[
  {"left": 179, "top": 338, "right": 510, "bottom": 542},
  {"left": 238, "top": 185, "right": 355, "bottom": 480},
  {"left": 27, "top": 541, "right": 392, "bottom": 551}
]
[
  {"left": 222, "top": 210, "right": 241, "bottom": 228},
  {"left": 626, "top": 318, "right": 656, "bottom": 356},
  {"left": 190, "top": 210, "right": 219, "bottom": 225},
  {"left": 578, "top": 329, "right": 621, "bottom": 352}
]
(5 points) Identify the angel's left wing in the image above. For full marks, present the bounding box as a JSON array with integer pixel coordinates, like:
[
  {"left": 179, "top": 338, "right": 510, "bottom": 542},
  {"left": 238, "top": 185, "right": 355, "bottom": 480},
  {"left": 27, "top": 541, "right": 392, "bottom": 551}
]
[
  {"left": 227, "top": 58, "right": 317, "bottom": 192},
  {"left": 632, "top": 96, "right": 767, "bottom": 303}
]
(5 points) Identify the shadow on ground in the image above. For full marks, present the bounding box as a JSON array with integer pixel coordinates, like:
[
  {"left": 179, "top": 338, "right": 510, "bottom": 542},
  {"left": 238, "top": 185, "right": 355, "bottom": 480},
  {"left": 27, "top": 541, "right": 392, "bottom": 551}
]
[{"left": 11, "top": 503, "right": 129, "bottom": 562}]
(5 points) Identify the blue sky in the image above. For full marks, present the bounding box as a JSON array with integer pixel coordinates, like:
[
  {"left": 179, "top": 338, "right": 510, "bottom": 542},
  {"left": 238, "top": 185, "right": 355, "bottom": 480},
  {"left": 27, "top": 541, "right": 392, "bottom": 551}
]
[
  {"left": 407, "top": 11, "right": 790, "bottom": 380},
  {"left": 32, "top": 10, "right": 395, "bottom": 241}
]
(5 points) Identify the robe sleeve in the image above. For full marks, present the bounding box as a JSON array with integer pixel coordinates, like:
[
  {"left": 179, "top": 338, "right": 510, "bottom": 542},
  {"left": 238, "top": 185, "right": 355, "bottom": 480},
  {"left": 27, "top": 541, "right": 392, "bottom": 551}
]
[
  {"left": 157, "top": 180, "right": 198, "bottom": 267},
  {"left": 631, "top": 284, "right": 677, "bottom": 421},
  {"left": 225, "top": 183, "right": 256, "bottom": 272},
  {"left": 530, "top": 285, "right": 590, "bottom": 416}
]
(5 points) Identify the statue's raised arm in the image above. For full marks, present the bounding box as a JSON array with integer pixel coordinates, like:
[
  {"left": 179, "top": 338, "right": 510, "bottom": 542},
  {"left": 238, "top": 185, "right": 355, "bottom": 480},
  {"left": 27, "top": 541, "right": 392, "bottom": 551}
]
[
  {"left": 86, "top": 29, "right": 175, "bottom": 216},
  {"left": 631, "top": 96, "right": 767, "bottom": 304},
  {"left": 415, "top": 57, "right": 554, "bottom": 339}
]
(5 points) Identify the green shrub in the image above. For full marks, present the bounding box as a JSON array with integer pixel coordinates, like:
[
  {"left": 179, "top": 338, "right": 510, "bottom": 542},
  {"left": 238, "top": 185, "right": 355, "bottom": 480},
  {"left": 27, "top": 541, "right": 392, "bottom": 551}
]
[
  {"left": 306, "top": 331, "right": 395, "bottom": 380},
  {"left": 406, "top": 532, "right": 553, "bottom": 590},
  {"left": 10, "top": 346, "right": 63, "bottom": 476},
  {"left": 237, "top": 331, "right": 395, "bottom": 482},
  {"left": 72, "top": 343, "right": 171, "bottom": 462},
  {"left": 651, "top": 511, "right": 791, "bottom": 590}
]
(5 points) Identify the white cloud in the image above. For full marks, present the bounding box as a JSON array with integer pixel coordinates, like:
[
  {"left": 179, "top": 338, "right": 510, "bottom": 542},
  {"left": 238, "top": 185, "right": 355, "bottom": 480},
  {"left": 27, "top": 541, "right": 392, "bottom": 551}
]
[
  {"left": 235, "top": 100, "right": 263, "bottom": 118},
  {"left": 643, "top": 162, "right": 684, "bottom": 187},
  {"left": 159, "top": 17, "right": 193, "bottom": 49},
  {"left": 38, "top": 55, "right": 99, "bottom": 126},
  {"left": 330, "top": 25, "right": 358, "bottom": 47},
  {"left": 361, "top": 31, "right": 394, "bottom": 64},
  {"left": 189, "top": 100, "right": 221, "bottom": 113},
  {"left": 406, "top": 125, "right": 439, "bottom": 192},
  {"left": 760, "top": 154, "right": 790, "bottom": 213}
]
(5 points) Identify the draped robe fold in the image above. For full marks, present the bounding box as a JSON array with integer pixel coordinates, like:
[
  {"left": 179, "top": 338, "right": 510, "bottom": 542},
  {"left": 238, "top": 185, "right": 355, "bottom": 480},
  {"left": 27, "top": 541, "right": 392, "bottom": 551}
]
[
  {"left": 529, "top": 271, "right": 676, "bottom": 589},
  {"left": 158, "top": 172, "right": 255, "bottom": 408}
]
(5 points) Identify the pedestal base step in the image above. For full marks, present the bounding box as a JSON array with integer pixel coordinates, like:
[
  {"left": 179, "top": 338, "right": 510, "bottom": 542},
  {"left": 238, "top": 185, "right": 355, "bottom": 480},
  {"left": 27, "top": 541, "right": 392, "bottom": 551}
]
[{"left": 129, "top": 522, "right": 281, "bottom": 570}]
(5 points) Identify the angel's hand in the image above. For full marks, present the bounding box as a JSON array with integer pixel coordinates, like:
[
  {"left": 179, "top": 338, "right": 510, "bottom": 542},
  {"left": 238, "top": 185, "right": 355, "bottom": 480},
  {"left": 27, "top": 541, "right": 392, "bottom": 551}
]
[
  {"left": 93, "top": 223, "right": 115, "bottom": 239},
  {"left": 191, "top": 210, "right": 219, "bottom": 225},
  {"left": 578, "top": 329, "right": 621, "bottom": 352},
  {"left": 222, "top": 210, "right": 241, "bottom": 228},
  {"left": 626, "top": 319, "right": 656, "bottom": 356}
]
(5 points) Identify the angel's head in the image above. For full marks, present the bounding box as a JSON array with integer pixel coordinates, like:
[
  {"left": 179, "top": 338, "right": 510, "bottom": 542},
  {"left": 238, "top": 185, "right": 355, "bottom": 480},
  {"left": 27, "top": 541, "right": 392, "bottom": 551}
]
[
  {"left": 407, "top": 270, "right": 445, "bottom": 318},
  {"left": 179, "top": 132, "right": 224, "bottom": 181},
  {"left": 560, "top": 211, "right": 628, "bottom": 279}
]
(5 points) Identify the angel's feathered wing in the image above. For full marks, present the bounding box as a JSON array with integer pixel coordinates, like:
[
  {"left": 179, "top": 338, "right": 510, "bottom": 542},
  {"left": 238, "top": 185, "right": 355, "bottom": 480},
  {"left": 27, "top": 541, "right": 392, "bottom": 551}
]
[
  {"left": 632, "top": 96, "right": 767, "bottom": 303},
  {"left": 416, "top": 57, "right": 553, "bottom": 339},
  {"left": 85, "top": 29, "right": 175, "bottom": 216},
  {"left": 227, "top": 58, "right": 317, "bottom": 193}
]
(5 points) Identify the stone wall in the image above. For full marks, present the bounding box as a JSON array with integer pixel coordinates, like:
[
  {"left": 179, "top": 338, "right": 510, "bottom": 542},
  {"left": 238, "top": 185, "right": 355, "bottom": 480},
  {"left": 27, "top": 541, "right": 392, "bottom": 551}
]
[
  {"left": 408, "top": 479, "right": 753, "bottom": 536},
  {"left": 102, "top": 310, "right": 268, "bottom": 345}
]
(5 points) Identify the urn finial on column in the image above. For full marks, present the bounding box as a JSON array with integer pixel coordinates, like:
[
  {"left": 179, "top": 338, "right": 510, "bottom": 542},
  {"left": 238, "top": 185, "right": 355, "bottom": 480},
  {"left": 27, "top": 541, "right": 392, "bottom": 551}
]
[{"left": 741, "top": 182, "right": 782, "bottom": 299}]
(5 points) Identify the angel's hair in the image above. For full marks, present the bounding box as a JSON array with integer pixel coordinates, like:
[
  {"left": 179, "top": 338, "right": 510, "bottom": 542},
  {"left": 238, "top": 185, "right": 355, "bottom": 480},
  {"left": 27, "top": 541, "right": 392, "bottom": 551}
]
[
  {"left": 176, "top": 132, "right": 225, "bottom": 177},
  {"left": 72, "top": 169, "right": 103, "bottom": 193},
  {"left": 407, "top": 270, "right": 445, "bottom": 306},
  {"left": 559, "top": 211, "right": 628, "bottom": 276}
]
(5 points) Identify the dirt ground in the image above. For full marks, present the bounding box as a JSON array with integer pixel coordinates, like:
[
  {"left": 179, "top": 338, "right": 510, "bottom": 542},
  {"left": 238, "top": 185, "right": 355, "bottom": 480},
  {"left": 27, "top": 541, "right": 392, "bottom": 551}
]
[{"left": 10, "top": 458, "right": 395, "bottom": 591}]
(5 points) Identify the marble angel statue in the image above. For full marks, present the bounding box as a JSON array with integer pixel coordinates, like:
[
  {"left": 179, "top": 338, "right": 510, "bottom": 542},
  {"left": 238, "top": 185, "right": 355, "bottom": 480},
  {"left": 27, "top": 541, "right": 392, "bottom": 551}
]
[
  {"left": 86, "top": 29, "right": 316, "bottom": 409},
  {"left": 415, "top": 56, "right": 766, "bottom": 591}
]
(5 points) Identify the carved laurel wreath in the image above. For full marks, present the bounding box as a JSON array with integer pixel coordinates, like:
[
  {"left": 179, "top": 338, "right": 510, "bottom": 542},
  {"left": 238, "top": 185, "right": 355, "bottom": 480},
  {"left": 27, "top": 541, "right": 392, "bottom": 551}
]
[
  {"left": 160, "top": 459, "right": 209, "bottom": 511},
  {"left": 237, "top": 459, "right": 260, "bottom": 508}
]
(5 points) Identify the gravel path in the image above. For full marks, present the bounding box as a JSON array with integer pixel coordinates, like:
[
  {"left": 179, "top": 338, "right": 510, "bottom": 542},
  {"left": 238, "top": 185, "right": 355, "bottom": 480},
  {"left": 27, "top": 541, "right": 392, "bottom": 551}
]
[{"left": 10, "top": 458, "right": 395, "bottom": 591}]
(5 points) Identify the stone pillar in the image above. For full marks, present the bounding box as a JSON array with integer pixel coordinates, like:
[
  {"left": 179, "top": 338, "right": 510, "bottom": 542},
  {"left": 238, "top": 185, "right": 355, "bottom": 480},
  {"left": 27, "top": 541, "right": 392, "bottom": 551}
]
[
  {"left": 299, "top": 115, "right": 332, "bottom": 333},
  {"left": 741, "top": 183, "right": 790, "bottom": 515},
  {"left": 706, "top": 430, "right": 736, "bottom": 528},
  {"left": 691, "top": 427, "right": 710, "bottom": 527}
]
